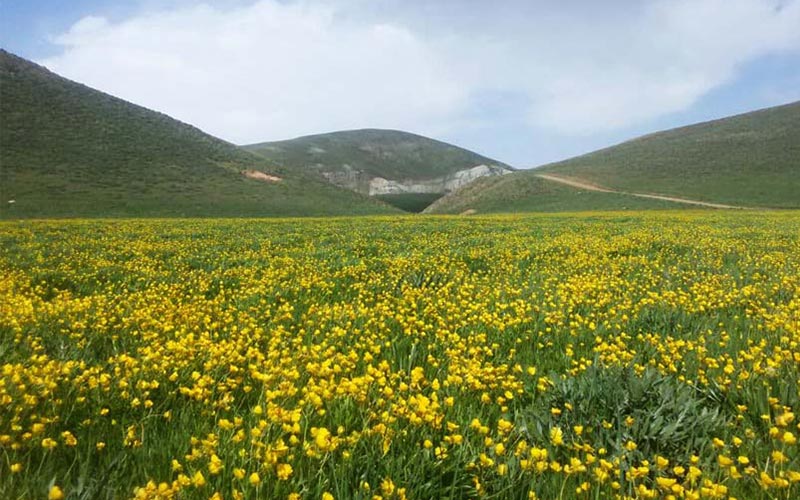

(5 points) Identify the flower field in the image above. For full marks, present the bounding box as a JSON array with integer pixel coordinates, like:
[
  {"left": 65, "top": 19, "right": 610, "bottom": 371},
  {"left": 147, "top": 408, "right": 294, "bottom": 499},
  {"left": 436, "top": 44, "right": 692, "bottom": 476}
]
[{"left": 1, "top": 212, "right": 799, "bottom": 500}]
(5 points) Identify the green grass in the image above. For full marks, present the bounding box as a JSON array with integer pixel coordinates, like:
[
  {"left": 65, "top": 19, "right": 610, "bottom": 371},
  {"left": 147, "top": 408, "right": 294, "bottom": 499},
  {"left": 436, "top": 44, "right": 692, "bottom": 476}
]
[
  {"left": 426, "top": 174, "right": 689, "bottom": 214},
  {"left": 244, "top": 129, "right": 512, "bottom": 182},
  {"left": 375, "top": 193, "right": 444, "bottom": 213},
  {"left": 0, "top": 50, "right": 397, "bottom": 218},
  {"left": 538, "top": 101, "right": 800, "bottom": 208},
  {"left": 1, "top": 212, "right": 799, "bottom": 499}
]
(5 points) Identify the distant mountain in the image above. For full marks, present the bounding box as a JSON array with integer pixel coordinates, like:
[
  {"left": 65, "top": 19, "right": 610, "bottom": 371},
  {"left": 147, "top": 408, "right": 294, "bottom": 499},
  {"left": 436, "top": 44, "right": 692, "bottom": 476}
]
[
  {"left": 429, "top": 101, "right": 800, "bottom": 214},
  {"left": 244, "top": 129, "right": 513, "bottom": 212},
  {"left": 0, "top": 50, "right": 395, "bottom": 218}
]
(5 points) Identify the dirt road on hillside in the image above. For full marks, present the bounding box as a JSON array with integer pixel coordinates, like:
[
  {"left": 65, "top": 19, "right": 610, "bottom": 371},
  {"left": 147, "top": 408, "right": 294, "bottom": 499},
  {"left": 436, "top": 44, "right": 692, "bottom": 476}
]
[{"left": 534, "top": 173, "right": 750, "bottom": 209}]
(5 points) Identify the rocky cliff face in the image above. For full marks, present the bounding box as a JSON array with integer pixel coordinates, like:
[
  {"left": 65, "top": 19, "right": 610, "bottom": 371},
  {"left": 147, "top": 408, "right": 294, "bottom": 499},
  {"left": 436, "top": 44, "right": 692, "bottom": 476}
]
[{"left": 321, "top": 164, "right": 511, "bottom": 196}]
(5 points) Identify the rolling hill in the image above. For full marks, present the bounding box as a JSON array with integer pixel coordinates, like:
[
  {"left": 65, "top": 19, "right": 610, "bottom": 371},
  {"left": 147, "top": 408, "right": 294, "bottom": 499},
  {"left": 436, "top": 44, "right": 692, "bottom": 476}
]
[
  {"left": 244, "top": 129, "right": 513, "bottom": 212},
  {"left": 0, "top": 50, "right": 396, "bottom": 218},
  {"left": 537, "top": 101, "right": 800, "bottom": 208},
  {"left": 424, "top": 174, "right": 686, "bottom": 214},
  {"left": 429, "top": 101, "right": 800, "bottom": 214}
]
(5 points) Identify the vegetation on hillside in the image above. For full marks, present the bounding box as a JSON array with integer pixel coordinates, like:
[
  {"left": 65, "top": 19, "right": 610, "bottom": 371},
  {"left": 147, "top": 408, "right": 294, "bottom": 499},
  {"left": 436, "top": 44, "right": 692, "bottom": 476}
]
[
  {"left": 244, "top": 129, "right": 512, "bottom": 181},
  {"left": 0, "top": 50, "right": 396, "bottom": 218},
  {"left": 425, "top": 174, "right": 687, "bottom": 214},
  {"left": 538, "top": 101, "right": 800, "bottom": 208}
]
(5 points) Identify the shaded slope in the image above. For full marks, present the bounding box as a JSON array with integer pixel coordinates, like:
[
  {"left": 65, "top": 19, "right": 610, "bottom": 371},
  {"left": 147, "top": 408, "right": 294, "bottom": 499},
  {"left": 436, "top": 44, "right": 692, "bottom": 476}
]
[
  {"left": 0, "top": 50, "right": 395, "bottom": 218},
  {"left": 538, "top": 101, "right": 800, "bottom": 208}
]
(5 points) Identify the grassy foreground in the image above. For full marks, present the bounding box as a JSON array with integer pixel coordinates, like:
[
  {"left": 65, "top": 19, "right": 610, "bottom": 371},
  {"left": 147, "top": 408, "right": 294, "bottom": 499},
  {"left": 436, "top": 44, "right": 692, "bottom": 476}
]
[{"left": 1, "top": 212, "right": 799, "bottom": 500}]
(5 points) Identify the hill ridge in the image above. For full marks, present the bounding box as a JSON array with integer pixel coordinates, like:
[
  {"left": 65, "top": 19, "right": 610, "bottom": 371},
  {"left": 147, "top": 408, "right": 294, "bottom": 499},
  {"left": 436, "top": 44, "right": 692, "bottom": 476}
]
[
  {"left": 535, "top": 100, "right": 800, "bottom": 208},
  {"left": 429, "top": 100, "right": 799, "bottom": 213},
  {"left": 0, "top": 50, "right": 396, "bottom": 218},
  {"left": 244, "top": 128, "right": 513, "bottom": 212}
]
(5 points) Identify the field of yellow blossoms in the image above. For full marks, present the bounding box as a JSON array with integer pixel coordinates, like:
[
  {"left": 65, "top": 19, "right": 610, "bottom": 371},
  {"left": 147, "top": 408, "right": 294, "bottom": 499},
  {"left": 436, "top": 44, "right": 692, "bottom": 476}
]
[{"left": 1, "top": 212, "right": 799, "bottom": 500}]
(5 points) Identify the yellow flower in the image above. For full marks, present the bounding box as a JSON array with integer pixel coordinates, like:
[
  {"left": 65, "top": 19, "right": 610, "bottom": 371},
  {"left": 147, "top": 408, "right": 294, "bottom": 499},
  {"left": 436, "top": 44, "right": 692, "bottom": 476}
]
[
  {"left": 208, "top": 454, "right": 224, "bottom": 475},
  {"left": 48, "top": 486, "right": 65, "bottom": 500},
  {"left": 192, "top": 471, "right": 206, "bottom": 487},
  {"left": 771, "top": 450, "right": 787, "bottom": 464},
  {"left": 717, "top": 455, "right": 733, "bottom": 467},
  {"left": 277, "top": 463, "right": 293, "bottom": 480},
  {"left": 322, "top": 493, "right": 334, "bottom": 500},
  {"left": 381, "top": 478, "right": 395, "bottom": 496},
  {"left": 61, "top": 431, "right": 77, "bottom": 446},
  {"left": 10, "top": 463, "right": 23, "bottom": 473},
  {"left": 249, "top": 472, "right": 261, "bottom": 485},
  {"left": 550, "top": 427, "right": 563, "bottom": 446}
]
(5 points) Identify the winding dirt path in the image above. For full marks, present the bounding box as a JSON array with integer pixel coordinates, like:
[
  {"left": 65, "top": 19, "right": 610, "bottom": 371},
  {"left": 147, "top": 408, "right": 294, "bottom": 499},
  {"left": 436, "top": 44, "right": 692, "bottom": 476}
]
[{"left": 535, "top": 173, "right": 750, "bottom": 209}]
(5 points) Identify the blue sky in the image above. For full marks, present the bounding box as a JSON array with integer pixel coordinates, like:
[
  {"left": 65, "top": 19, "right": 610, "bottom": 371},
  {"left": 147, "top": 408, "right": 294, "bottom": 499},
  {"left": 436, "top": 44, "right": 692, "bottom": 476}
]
[{"left": 3, "top": 0, "right": 800, "bottom": 167}]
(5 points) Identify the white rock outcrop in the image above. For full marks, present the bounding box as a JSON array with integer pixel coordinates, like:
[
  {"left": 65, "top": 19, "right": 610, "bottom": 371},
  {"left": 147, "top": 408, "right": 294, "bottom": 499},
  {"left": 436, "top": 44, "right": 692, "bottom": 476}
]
[{"left": 367, "top": 165, "right": 510, "bottom": 195}]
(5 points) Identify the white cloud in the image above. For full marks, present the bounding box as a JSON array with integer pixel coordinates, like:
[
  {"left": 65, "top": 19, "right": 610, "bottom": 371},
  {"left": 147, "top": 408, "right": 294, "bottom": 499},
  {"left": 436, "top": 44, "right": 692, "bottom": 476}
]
[
  {"left": 41, "top": 1, "right": 467, "bottom": 143},
  {"left": 40, "top": 0, "right": 800, "bottom": 144}
]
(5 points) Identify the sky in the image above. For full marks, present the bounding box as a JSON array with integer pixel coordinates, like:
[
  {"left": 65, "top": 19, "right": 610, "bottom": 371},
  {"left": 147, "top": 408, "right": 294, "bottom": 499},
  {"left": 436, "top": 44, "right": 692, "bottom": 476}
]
[{"left": 2, "top": 0, "right": 800, "bottom": 167}]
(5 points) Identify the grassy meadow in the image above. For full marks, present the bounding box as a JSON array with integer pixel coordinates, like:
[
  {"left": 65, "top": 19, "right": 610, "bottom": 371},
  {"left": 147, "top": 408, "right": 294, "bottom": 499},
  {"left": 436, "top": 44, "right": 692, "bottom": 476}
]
[{"left": 1, "top": 212, "right": 799, "bottom": 500}]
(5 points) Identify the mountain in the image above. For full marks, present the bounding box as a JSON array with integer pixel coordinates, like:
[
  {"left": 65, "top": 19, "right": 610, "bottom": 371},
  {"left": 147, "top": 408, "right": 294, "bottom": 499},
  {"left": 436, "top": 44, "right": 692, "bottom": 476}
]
[
  {"left": 244, "top": 129, "right": 513, "bottom": 212},
  {"left": 428, "top": 101, "right": 800, "bottom": 214},
  {"left": 0, "top": 50, "right": 396, "bottom": 218}
]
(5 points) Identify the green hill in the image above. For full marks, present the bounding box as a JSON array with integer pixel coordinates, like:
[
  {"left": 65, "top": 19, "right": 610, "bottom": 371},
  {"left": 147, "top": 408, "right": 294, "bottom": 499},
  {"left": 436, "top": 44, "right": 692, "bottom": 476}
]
[
  {"left": 538, "top": 101, "right": 800, "bottom": 208},
  {"left": 424, "top": 174, "right": 685, "bottom": 214},
  {"left": 0, "top": 50, "right": 396, "bottom": 218},
  {"left": 429, "top": 101, "right": 800, "bottom": 214},
  {"left": 244, "top": 129, "right": 513, "bottom": 212}
]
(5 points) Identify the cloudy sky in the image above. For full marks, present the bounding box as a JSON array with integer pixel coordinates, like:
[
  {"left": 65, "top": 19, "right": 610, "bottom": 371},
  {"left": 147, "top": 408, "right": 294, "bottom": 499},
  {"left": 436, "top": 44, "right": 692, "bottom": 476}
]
[{"left": 2, "top": 0, "right": 800, "bottom": 167}]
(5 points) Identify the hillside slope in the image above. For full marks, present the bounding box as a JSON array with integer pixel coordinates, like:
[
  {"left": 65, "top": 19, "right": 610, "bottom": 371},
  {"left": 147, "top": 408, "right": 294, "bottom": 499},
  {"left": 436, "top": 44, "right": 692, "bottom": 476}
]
[
  {"left": 244, "top": 129, "right": 512, "bottom": 211},
  {"left": 425, "top": 173, "right": 686, "bottom": 214},
  {"left": 538, "top": 101, "right": 800, "bottom": 208},
  {"left": 429, "top": 101, "right": 800, "bottom": 214},
  {"left": 0, "top": 50, "right": 395, "bottom": 218}
]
